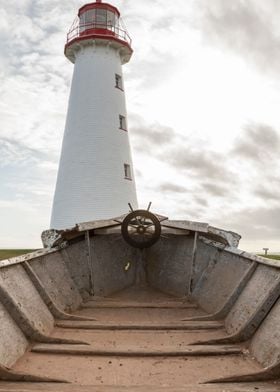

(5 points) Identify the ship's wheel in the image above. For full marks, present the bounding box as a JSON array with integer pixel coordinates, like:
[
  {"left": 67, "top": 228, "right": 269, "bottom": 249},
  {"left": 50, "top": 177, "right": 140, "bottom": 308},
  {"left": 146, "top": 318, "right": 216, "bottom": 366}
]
[{"left": 121, "top": 209, "right": 161, "bottom": 249}]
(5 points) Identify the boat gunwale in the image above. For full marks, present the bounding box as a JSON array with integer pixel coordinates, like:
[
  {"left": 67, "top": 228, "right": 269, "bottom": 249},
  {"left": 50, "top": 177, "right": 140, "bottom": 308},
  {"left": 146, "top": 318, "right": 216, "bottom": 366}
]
[
  {"left": 212, "top": 244, "right": 280, "bottom": 270},
  {"left": 0, "top": 246, "right": 65, "bottom": 269},
  {"left": 0, "top": 236, "right": 279, "bottom": 271}
]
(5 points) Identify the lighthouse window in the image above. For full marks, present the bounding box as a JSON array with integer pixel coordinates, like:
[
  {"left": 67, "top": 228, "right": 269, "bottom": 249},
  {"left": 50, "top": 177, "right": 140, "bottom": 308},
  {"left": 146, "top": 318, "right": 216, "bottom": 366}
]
[
  {"left": 107, "top": 11, "right": 115, "bottom": 29},
  {"left": 124, "top": 164, "right": 132, "bottom": 180},
  {"left": 85, "top": 10, "right": 95, "bottom": 25},
  {"left": 96, "top": 9, "right": 107, "bottom": 28},
  {"left": 119, "top": 115, "right": 127, "bottom": 131},
  {"left": 79, "top": 13, "right": 86, "bottom": 32},
  {"left": 115, "top": 74, "right": 123, "bottom": 90}
]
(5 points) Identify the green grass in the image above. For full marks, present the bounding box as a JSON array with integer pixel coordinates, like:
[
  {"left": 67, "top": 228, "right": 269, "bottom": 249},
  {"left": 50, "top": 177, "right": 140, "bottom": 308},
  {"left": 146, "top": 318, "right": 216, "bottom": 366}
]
[
  {"left": 0, "top": 249, "right": 36, "bottom": 261},
  {"left": 258, "top": 254, "right": 280, "bottom": 261}
]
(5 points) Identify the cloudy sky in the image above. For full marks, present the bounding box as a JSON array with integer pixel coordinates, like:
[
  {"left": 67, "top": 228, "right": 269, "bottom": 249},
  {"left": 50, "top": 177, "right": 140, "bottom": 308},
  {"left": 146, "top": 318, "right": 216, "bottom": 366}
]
[{"left": 1, "top": 0, "right": 280, "bottom": 251}]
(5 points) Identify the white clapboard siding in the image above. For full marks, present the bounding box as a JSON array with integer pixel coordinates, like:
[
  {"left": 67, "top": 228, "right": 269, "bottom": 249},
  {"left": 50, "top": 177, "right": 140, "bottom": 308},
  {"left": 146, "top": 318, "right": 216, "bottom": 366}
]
[{"left": 51, "top": 43, "right": 138, "bottom": 229}]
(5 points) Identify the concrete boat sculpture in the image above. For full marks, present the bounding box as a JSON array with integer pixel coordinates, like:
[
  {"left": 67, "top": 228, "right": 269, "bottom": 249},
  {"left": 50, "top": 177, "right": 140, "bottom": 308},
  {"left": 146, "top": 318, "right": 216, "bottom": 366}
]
[{"left": 0, "top": 209, "right": 279, "bottom": 391}]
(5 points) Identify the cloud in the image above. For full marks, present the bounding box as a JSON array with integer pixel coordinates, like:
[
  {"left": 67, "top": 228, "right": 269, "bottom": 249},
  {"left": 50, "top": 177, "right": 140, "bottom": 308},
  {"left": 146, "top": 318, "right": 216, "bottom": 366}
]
[
  {"left": 195, "top": 0, "right": 280, "bottom": 76},
  {"left": 0, "top": 137, "right": 44, "bottom": 167},
  {"left": 128, "top": 50, "right": 180, "bottom": 89},
  {"left": 130, "top": 117, "right": 232, "bottom": 186},
  {"left": 195, "top": 197, "right": 209, "bottom": 208},
  {"left": 164, "top": 146, "right": 231, "bottom": 181},
  {"left": 134, "top": 168, "right": 143, "bottom": 179},
  {"left": 216, "top": 205, "right": 280, "bottom": 242},
  {"left": 130, "top": 116, "right": 176, "bottom": 153},
  {"left": 232, "top": 123, "right": 280, "bottom": 163},
  {"left": 255, "top": 187, "right": 280, "bottom": 201},
  {"left": 158, "top": 182, "right": 187, "bottom": 194},
  {"left": 0, "top": 136, "right": 57, "bottom": 233},
  {"left": 130, "top": 115, "right": 232, "bottom": 183},
  {"left": 122, "top": 0, "right": 190, "bottom": 88},
  {"left": 201, "top": 182, "right": 227, "bottom": 197}
]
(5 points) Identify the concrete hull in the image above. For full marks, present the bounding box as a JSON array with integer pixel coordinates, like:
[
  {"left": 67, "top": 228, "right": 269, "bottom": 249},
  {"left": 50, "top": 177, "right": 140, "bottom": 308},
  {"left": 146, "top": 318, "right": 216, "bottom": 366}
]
[{"left": 0, "top": 219, "right": 280, "bottom": 390}]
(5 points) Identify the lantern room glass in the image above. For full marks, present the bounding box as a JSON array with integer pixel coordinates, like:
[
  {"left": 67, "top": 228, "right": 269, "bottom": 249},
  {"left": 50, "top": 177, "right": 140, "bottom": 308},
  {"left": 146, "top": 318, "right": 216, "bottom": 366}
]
[{"left": 79, "top": 8, "right": 119, "bottom": 33}]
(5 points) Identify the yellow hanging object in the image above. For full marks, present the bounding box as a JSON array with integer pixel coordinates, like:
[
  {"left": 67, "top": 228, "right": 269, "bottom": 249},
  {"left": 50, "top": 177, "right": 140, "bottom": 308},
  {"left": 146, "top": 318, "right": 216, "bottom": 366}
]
[{"left": 124, "top": 262, "right": 131, "bottom": 271}]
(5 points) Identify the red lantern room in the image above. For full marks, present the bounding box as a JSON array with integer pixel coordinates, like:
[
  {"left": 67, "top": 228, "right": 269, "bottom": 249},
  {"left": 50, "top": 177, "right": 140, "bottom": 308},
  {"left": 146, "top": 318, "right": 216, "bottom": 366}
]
[{"left": 65, "top": 0, "right": 133, "bottom": 64}]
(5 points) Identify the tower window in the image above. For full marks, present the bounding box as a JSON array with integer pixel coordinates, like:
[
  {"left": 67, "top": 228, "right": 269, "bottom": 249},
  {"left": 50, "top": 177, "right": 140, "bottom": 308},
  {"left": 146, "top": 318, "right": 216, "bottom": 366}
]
[
  {"left": 115, "top": 74, "right": 123, "bottom": 90},
  {"left": 119, "top": 115, "right": 127, "bottom": 131},
  {"left": 124, "top": 164, "right": 132, "bottom": 180}
]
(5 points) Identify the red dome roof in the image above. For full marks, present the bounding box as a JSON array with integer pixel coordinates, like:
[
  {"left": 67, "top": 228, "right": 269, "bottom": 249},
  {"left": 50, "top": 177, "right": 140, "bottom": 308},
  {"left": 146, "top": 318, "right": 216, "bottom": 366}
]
[{"left": 78, "top": 1, "right": 120, "bottom": 18}]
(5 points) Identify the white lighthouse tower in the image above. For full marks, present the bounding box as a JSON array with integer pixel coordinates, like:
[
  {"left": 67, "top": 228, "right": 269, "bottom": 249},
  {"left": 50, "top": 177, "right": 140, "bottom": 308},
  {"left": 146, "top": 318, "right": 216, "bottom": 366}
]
[{"left": 51, "top": 0, "right": 138, "bottom": 229}]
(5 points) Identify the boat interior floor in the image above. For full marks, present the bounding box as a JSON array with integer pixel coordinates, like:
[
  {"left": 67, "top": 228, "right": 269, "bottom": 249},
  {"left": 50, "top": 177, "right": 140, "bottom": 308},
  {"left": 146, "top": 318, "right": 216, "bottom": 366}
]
[{"left": 1, "top": 285, "right": 279, "bottom": 391}]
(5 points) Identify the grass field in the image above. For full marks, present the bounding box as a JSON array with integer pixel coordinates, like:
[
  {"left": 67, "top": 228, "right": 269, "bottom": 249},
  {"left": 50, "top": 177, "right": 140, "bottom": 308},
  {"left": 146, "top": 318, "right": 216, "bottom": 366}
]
[
  {"left": 258, "top": 254, "right": 280, "bottom": 261},
  {"left": 0, "top": 249, "right": 36, "bottom": 261}
]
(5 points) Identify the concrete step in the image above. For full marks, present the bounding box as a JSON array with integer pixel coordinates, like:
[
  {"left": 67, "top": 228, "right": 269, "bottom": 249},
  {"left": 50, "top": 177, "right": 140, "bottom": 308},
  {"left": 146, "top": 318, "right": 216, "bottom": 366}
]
[
  {"left": 81, "top": 301, "right": 198, "bottom": 309},
  {"left": 0, "top": 383, "right": 279, "bottom": 392},
  {"left": 74, "top": 306, "right": 205, "bottom": 324},
  {"left": 8, "top": 285, "right": 276, "bottom": 390},
  {"left": 51, "top": 328, "right": 228, "bottom": 348},
  {"left": 12, "top": 354, "right": 262, "bottom": 387},
  {"left": 55, "top": 320, "right": 223, "bottom": 331},
  {"left": 32, "top": 343, "right": 242, "bottom": 357}
]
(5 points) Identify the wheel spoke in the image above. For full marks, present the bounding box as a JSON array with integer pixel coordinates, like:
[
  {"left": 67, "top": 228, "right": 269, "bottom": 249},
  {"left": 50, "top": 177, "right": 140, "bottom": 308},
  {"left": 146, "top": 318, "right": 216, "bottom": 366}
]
[{"left": 145, "top": 223, "right": 155, "bottom": 228}]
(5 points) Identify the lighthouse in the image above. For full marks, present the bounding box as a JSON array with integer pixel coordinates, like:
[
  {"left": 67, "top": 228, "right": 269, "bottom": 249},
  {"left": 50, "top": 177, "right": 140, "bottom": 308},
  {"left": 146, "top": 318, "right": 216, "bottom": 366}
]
[{"left": 50, "top": 0, "right": 138, "bottom": 229}]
